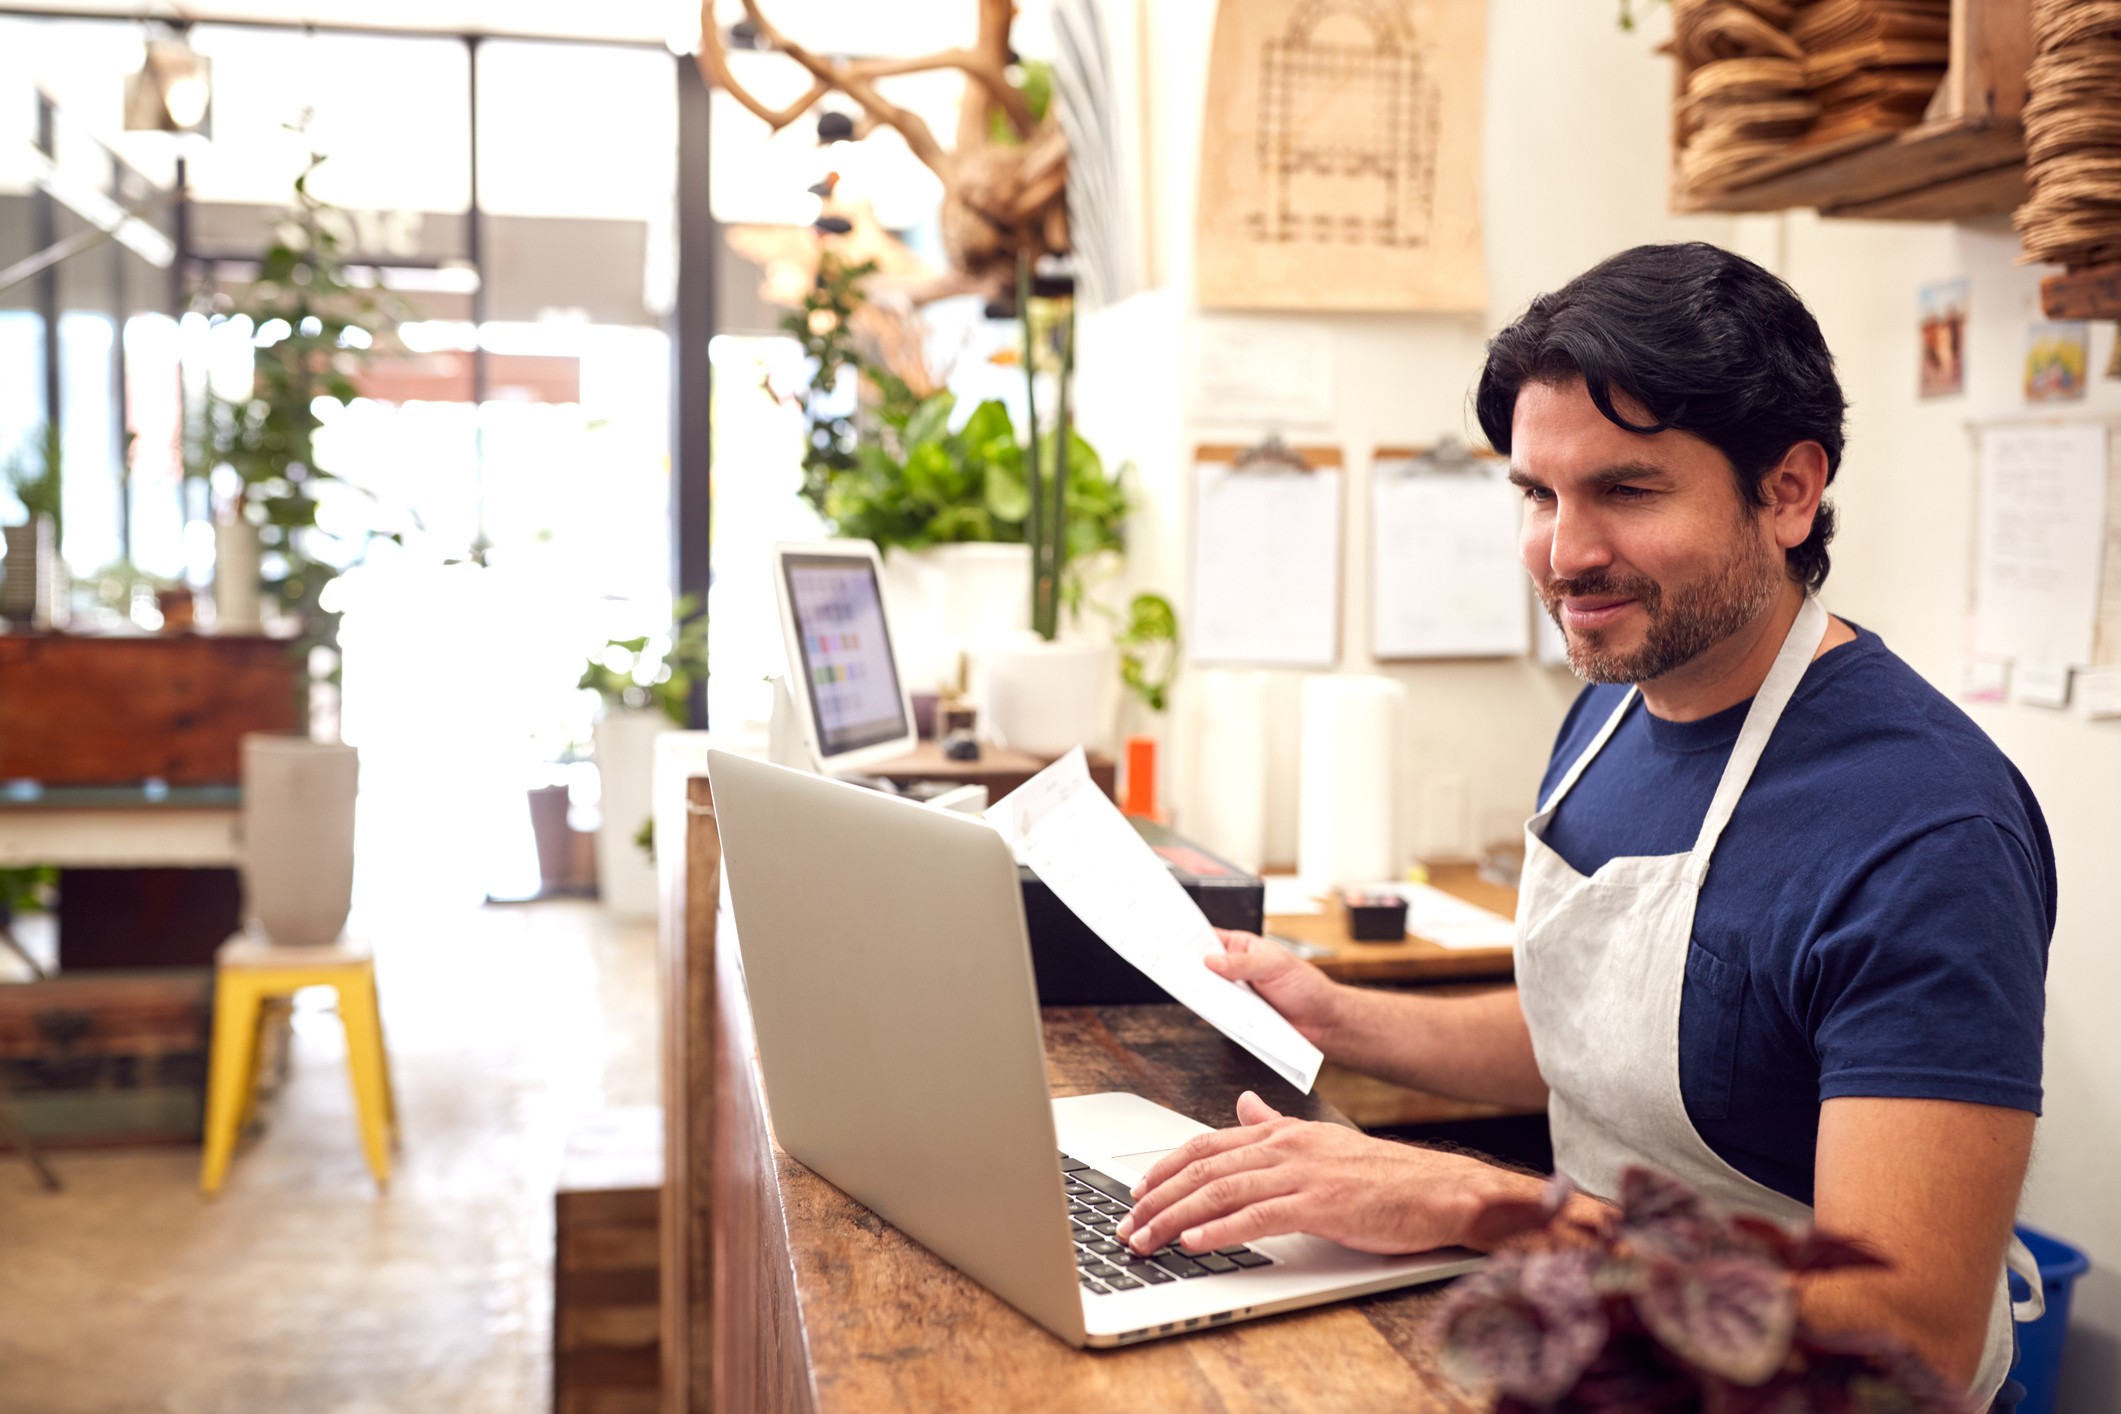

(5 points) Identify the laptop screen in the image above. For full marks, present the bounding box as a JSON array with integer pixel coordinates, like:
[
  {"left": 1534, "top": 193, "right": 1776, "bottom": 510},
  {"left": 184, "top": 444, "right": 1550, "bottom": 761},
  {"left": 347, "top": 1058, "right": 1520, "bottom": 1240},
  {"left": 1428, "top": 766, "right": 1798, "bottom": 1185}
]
[{"left": 781, "top": 553, "right": 910, "bottom": 760}]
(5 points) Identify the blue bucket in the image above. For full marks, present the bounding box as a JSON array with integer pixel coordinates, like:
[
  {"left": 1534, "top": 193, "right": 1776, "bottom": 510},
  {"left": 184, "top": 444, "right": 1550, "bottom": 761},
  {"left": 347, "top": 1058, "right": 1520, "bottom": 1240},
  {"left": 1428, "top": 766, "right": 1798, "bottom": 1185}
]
[{"left": 2005, "top": 1224, "right": 2091, "bottom": 1414}]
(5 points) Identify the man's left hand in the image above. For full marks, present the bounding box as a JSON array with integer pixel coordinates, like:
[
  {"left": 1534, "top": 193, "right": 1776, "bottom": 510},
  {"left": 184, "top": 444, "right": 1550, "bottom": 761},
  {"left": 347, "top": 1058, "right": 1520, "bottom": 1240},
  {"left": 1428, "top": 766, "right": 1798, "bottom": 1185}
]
[{"left": 1117, "top": 1091, "right": 1508, "bottom": 1257}]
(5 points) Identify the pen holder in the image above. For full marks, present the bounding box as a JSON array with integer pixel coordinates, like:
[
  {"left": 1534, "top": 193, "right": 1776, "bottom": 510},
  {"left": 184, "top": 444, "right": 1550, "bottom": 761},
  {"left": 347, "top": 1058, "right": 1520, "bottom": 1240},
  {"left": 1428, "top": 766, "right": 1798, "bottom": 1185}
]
[{"left": 1342, "top": 891, "right": 1407, "bottom": 943}]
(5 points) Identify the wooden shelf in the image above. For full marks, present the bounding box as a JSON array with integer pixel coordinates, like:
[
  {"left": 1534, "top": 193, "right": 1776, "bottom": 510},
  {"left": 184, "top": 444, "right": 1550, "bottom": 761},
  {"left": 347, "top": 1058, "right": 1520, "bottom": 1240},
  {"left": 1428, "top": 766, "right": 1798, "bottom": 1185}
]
[
  {"left": 1672, "top": 0, "right": 2030, "bottom": 223},
  {"left": 2041, "top": 262, "right": 2121, "bottom": 322}
]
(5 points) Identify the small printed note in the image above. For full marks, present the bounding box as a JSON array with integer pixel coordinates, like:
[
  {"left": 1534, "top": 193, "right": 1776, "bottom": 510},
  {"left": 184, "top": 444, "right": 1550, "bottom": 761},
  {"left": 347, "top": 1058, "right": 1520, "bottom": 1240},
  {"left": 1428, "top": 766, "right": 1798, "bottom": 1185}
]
[
  {"left": 1261, "top": 875, "right": 1325, "bottom": 917},
  {"left": 2080, "top": 667, "right": 2121, "bottom": 720},
  {"left": 2015, "top": 663, "right": 2072, "bottom": 709}
]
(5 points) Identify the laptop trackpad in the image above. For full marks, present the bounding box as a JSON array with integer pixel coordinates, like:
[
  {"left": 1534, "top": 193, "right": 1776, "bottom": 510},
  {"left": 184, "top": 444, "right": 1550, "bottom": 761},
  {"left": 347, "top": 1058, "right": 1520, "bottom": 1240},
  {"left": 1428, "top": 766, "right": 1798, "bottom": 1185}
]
[{"left": 1108, "top": 1147, "right": 1180, "bottom": 1180}]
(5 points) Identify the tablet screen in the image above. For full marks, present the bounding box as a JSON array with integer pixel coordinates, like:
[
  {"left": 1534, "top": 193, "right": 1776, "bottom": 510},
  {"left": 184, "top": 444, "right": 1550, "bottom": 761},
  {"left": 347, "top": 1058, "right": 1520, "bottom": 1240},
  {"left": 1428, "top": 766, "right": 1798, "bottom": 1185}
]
[{"left": 781, "top": 554, "right": 910, "bottom": 759}]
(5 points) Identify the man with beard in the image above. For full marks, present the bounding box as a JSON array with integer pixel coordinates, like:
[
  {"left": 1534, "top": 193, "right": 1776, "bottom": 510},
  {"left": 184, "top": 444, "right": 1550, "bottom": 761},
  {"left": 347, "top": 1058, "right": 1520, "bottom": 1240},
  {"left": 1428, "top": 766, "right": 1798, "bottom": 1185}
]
[{"left": 1115, "top": 244, "right": 2051, "bottom": 1406}]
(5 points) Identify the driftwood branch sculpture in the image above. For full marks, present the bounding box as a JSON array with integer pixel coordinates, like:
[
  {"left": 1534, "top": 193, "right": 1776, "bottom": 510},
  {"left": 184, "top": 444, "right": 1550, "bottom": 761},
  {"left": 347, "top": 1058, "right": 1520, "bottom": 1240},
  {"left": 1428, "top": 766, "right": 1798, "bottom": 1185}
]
[{"left": 696, "top": 0, "right": 1069, "bottom": 295}]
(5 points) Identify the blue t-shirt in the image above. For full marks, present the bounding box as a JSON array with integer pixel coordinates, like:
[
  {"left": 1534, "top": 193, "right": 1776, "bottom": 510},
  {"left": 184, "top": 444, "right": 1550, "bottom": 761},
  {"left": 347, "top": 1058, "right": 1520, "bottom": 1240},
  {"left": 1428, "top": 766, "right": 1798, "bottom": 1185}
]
[{"left": 1536, "top": 624, "right": 2054, "bottom": 1207}]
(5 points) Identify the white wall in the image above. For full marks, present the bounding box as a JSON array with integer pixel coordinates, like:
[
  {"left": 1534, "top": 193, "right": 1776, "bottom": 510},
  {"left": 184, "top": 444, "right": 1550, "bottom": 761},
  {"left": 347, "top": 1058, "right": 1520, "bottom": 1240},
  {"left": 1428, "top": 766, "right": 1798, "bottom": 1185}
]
[
  {"left": 1077, "top": 0, "right": 1745, "bottom": 870},
  {"left": 1075, "top": 2, "right": 2121, "bottom": 1403}
]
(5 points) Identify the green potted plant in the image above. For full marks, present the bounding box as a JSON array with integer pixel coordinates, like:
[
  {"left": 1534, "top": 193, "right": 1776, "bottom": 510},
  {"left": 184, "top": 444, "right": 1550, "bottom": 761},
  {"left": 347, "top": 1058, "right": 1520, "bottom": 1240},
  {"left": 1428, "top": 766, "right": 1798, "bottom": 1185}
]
[
  {"left": 185, "top": 146, "right": 401, "bottom": 697},
  {"left": 967, "top": 260, "right": 1164, "bottom": 755},
  {"left": 783, "top": 251, "right": 1031, "bottom": 692},
  {"left": 576, "top": 600, "right": 707, "bottom": 918},
  {"left": 0, "top": 865, "right": 56, "bottom": 979},
  {"left": 787, "top": 251, "right": 1177, "bottom": 750},
  {"left": 2, "top": 424, "right": 66, "bottom": 628}
]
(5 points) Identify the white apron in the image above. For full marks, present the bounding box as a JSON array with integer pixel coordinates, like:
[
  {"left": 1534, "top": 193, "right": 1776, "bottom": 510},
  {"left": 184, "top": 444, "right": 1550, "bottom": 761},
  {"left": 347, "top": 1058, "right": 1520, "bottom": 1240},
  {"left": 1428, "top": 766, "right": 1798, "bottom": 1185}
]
[{"left": 1514, "top": 595, "right": 2038, "bottom": 1407}]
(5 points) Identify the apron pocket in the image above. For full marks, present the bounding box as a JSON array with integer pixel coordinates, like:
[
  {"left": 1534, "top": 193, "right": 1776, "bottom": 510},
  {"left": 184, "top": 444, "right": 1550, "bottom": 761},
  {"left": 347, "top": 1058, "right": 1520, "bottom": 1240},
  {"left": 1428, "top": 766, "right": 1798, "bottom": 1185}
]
[{"left": 1681, "top": 943, "right": 1748, "bottom": 1123}]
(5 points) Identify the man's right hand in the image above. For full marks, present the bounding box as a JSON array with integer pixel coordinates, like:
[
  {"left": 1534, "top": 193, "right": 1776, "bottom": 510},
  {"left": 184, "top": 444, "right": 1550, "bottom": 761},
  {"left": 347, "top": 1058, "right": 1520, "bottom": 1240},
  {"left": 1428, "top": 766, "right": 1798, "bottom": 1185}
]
[{"left": 1204, "top": 929, "right": 1345, "bottom": 1052}]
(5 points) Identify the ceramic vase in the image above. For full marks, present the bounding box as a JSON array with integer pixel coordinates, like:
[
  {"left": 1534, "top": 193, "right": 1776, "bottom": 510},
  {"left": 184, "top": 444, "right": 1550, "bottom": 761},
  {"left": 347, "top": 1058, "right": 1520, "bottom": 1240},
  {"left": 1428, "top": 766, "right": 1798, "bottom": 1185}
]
[
  {"left": 214, "top": 514, "right": 263, "bottom": 632},
  {"left": 593, "top": 707, "right": 675, "bottom": 919},
  {"left": 1, "top": 516, "right": 59, "bottom": 628},
  {"left": 242, "top": 734, "right": 359, "bottom": 947},
  {"left": 972, "top": 635, "right": 1114, "bottom": 757}
]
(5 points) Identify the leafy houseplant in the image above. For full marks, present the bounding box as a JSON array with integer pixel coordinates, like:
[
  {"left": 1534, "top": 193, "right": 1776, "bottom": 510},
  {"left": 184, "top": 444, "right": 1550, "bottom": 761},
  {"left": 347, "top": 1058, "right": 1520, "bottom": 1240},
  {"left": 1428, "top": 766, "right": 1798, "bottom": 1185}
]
[
  {"left": 1, "top": 425, "right": 65, "bottom": 626},
  {"left": 785, "top": 249, "right": 1177, "bottom": 724},
  {"left": 3, "top": 424, "right": 62, "bottom": 532},
  {"left": 0, "top": 864, "right": 56, "bottom": 979},
  {"left": 784, "top": 254, "right": 1133, "bottom": 576},
  {"left": 577, "top": 599, "right": 709, "bottom": 899},
  {"left": 186, "top": 147, "right": 400, "bottom": 695},
  {"left": 1433, "top": 1167, "right": 1971, "bottom": 1412},
  {"left": 576, "top": 596, "right": 711, "bottom": 727}
]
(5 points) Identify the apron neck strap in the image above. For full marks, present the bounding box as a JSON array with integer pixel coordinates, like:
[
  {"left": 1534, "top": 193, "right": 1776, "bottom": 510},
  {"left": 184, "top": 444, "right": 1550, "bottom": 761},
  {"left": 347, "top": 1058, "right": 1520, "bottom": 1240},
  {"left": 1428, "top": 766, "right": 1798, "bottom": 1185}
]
[
  {"left": 1689, "top": 595, "right": 1831, "bottom": 866},
  {"left": 1538, "top": 685, "right": 1639, "bottom": 815}
]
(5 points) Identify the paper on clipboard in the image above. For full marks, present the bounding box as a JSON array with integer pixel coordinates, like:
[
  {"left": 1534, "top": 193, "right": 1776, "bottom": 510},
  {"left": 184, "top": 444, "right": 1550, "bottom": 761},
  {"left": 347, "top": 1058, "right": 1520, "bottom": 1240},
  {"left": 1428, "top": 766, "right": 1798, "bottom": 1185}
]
[
  {"left": 988, "top": 749, "right": 1324, "bottom": 1092},
  {"left": 1371, "top": 450, "right": 1530, "bottom": 659},
  {"left": 1188, "top": 448, "right": 1342, "bottom": 668}
]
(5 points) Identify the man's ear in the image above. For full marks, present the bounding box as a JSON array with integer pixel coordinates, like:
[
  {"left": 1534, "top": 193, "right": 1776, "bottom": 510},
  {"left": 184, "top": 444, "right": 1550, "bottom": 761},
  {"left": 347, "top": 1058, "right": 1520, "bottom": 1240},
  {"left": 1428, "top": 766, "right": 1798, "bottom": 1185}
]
[{"left": 1764, "top": 441, "right": 1830, "bottom": 552}]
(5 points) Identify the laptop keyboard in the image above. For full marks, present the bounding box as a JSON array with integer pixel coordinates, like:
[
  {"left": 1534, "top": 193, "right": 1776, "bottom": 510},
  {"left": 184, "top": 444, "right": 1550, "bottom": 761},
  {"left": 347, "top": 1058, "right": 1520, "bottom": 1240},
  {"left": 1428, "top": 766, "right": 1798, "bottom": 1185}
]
[{"left": 1061, "top": 1152, "right": 1275, "bottom": 1295}]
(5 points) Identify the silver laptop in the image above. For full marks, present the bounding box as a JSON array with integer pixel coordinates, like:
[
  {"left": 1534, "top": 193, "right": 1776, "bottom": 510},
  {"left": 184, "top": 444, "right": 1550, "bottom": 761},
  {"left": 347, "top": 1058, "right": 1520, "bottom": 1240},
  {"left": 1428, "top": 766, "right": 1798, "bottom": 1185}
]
[{"left": 707, "top": 748, "right": 1480, "bottom": 1347}]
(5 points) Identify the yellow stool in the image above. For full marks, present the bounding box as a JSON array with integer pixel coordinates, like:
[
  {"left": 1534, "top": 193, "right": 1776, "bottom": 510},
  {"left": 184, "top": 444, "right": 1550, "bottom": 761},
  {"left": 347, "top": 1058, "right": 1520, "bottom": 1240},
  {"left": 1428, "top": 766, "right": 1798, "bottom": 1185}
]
[{"left": 200, "top": 931, "right": 398, "bottom": 1196}]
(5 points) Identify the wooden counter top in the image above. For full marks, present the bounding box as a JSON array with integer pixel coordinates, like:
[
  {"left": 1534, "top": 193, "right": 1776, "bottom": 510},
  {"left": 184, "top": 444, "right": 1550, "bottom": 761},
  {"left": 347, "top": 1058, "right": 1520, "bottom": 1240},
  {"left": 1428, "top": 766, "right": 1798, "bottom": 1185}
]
[
  {"left": 721, "top": 992, "right": 1481, "bottom": 1412},
  {"left": 1266, "top": 861, "right": 1517, "bottom": 985}
]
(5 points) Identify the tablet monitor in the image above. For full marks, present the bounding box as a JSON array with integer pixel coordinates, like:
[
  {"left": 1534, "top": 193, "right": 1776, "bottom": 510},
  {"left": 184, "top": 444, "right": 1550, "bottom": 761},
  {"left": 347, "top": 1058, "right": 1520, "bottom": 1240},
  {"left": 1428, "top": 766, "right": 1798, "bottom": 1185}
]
[{"left": 771, "top": 540, "right": 918, "bottom": 776}]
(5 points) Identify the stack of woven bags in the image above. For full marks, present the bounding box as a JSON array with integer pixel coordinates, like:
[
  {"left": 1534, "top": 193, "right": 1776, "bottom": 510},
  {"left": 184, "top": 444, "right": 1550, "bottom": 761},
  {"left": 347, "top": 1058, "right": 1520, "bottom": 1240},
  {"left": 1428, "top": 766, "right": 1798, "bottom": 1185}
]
[
  {"left": 1672, "top": 0, "right": 1950, "bottom": 196},
  {"left": 2015, "top": 0, "right": 2121, "bottom": 271}
]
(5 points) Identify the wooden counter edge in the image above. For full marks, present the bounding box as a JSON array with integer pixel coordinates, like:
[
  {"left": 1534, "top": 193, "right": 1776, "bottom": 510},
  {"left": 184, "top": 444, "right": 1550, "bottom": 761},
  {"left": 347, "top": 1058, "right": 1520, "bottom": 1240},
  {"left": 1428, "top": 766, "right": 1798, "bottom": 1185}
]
[{"left": 656, "top": 770, "right": 717, "bottom": 1414}]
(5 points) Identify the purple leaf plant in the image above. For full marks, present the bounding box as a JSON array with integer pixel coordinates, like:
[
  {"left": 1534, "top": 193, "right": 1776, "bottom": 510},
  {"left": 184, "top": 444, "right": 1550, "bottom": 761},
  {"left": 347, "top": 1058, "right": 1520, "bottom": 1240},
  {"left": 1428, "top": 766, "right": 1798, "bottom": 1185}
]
[{"left": 1430, "top": 1167, "right": 1975, "bottom": 1413}]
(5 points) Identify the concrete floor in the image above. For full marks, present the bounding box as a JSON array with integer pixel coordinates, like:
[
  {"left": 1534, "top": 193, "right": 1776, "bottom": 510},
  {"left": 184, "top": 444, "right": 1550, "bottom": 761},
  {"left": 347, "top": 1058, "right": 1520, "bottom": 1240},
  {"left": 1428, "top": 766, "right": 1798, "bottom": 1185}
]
[{"left": 0, "top": 899, "right": 658, "bottom": 1414}]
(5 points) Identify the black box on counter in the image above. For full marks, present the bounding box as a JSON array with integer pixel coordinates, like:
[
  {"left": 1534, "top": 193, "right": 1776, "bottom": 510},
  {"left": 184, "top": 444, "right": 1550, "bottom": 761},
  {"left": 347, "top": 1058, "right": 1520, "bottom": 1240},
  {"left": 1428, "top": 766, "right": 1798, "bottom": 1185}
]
[{"left": 1019, "top": 818, "right": 1263, "bottom": 1005}]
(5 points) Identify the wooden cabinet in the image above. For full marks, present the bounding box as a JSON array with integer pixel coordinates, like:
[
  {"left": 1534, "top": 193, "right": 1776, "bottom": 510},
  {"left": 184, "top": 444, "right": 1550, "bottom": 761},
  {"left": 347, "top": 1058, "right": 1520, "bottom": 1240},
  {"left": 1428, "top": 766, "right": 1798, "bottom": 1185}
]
[{"left": 0, "top": 633, "right": 300, "bottom": 785}]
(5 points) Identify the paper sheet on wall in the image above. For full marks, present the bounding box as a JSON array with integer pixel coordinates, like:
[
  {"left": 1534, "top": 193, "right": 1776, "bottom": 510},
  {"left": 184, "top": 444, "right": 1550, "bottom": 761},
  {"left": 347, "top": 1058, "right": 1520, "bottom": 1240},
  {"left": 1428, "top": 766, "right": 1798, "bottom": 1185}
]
[
  {"left": 988, "top": 749, "right": 1323, "bottom": 1092},
  {"left": 2095, "top": 434, "right": 2121, "bottom": 668},
  {"left": 1371, "top": 455, "right": 1530, "bottom": 659},
  {"left": 1188, "top": 454, "right": 1342, "bottom": 667},
  {"left": 1974, "top": 424, "right": 2109, "bottom": 669},
  {"left": 2015, "top": 663, "right": 2073, "bottom": 709},
  {"left": 1190, "top": 320, "right": 1336, "bottom": 427}
]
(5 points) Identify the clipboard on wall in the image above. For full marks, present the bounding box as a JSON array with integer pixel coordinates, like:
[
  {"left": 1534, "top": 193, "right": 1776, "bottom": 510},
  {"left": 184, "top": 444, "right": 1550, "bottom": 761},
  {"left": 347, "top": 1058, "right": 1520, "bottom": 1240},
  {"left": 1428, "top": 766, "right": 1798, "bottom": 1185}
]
[
  {"left": 1370, "top": 440, "right": 1531, "bottom": 661},
  {"left": 1187, "top": 437, "right": 1344, "bottom": 668}
]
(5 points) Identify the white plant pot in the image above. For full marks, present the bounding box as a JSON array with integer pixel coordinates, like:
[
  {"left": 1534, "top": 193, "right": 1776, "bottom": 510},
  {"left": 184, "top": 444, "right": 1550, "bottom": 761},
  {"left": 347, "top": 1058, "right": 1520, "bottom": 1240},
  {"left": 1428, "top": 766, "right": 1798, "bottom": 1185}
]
[
  {"left": 972, "top": 636, "right": 1114, "bottom": 757},
  {"left": 881, "top": 543, "right": 1032, "bottom": 694},
  {"left": 214, "top": 514, "right": 263, "bottom": 633},
  {"left": 594, "top": 708, "right": 675, "bottom": 920},
  {"left": 1, "top": 516, "right": 57, "bottom": 627},
  {"left": 932, "top": 540, "right": 1033, "bottom": 657},
  {"left": 877, "top": 546, "right": 939, "bottom": 690},
  {"left": 242, "top": 734, "right": 359, "bottom": 947}
]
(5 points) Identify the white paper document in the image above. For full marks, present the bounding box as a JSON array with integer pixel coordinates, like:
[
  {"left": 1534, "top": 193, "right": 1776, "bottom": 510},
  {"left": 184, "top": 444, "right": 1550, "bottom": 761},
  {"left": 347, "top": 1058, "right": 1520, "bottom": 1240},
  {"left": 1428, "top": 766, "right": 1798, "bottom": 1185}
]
[
  {"left": 988, "top": 750, "right": 1324, "bottom": 1093},
  {"left": 1369, "top": 881, "right": 1518, "bottom": 951},
  {"left": 1974, "top": 424, "right": 2109, "bottom": 670}
]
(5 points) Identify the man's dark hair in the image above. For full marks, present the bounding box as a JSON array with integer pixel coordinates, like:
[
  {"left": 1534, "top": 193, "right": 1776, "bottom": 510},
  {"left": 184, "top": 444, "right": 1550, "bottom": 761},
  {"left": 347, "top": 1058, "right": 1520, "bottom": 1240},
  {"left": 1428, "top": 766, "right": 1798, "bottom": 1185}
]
[{"left": 1474, "top": 242, "right": 1847, "bottom": 591}]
